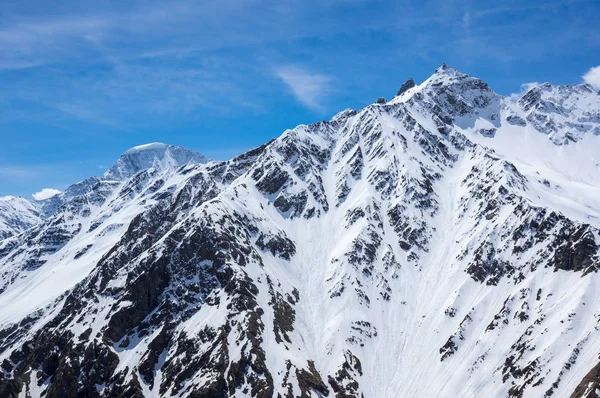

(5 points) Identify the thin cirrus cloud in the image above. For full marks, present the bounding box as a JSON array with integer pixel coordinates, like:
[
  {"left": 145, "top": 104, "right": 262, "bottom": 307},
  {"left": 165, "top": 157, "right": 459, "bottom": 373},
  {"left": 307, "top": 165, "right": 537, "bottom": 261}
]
[
  {"left": 582, "top": 66, "right": 600, "bottom": 90},
  {"left": 274, "top": 66, "right": 332, "bottom": 111},
  {"left": 0, "top": 167, "right": 35, "bottom": 179},
  {"left": 32, "top": 188, "right": 61, "bottom": 201},
  {"left": 0, "top": 15, "right": 112, "bottom": 70}
]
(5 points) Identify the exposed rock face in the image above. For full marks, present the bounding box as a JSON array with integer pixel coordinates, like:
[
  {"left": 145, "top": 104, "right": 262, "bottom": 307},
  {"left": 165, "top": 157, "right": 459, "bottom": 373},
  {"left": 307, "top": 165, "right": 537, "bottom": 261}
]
[
  {"left": 571, "top": 361, "right": 600, "bottom": 398},
  {"left": 396, "top": 77, "right": 416, "bottom": 96},
  {"left": 517, "top": 82, "right": 600, "bottom": 144},
  {"left": 1, "top": 65, "right": 600, "bottom": 397}
]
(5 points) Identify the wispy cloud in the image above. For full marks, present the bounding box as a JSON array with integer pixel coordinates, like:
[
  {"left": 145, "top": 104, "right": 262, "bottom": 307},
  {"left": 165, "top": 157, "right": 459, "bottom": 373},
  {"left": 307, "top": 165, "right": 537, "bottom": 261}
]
[
  {"left": 583, "top": 66, "right": 600, "bottom": 90},
  {"left": 462, "top": 12, "right": 470, "bottom": 29},
  {"left": 275, "top": 66, "right": 331, "bottom": 111},
  {"left": 468, "top": 0, "right": 595, "bottom": 20},
  {"left": 0, "top": 167, "right": 35, "bottom": 179},
  {"left": 0, "top": 15, "right": 112, "bottom": 70},
  {"left": 0, "top": 0, "right": 597, "bottom": 126},
  {"left": 54, "top": 103, "right": 128, "bottom": 131}
]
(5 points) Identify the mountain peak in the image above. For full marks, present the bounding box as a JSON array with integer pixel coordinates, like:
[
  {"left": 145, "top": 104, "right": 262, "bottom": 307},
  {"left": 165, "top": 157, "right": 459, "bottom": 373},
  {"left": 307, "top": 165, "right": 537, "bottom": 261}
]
[
  {"left": 424, "top": 64, "right": 492, "bottom": 95},
  {"left": 396, "top": 78, "right": 416, "bottom": 96},
  {"left": 0, "top": 195, "right": 23, "bottom": 201},
  {"left": 0, "top": 195, "right": 41, "bottom": 240},
  {"left": 104, "top": 143, "right": 208, "bottom": 180},
  {"left": 432, "top": 63, "right": 465, "bottom": 77},
  {"left": 516, "top": 80, "right": 600, "bottom": 144},
  {"left": 123, "top": 142, "right": 170, "bottom": 155}
]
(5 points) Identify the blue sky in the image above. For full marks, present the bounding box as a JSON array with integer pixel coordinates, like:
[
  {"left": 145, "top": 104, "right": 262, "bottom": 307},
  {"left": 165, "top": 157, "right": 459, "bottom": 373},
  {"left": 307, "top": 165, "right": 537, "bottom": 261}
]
[{"left": 1, "top": 0, "right": 599, "bottom": 198}]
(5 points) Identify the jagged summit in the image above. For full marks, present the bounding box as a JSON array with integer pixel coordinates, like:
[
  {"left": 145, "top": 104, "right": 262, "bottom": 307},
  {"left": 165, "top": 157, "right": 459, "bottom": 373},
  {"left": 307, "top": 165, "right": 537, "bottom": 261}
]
[
  {"left": 392, "top": 65, "right": 469, "bottom": 100},
  {"left": 330, "top": 108, "right": 357, "bottom": 124},
  {"left": 433, "top": 62, "right": 463, "bottom": 76},
  {"left": 426, "top": 64, "right": 490, "bottom": 90},
  {"left": 387, "top": 65, "right": 600, "bottom": 145},
  {"left": 387, "top": 64, "right": 500, "bottom": 132},
  {"left": 515, "top": 79, "right": 600, "bottom": 143},
  {"left": 103, "top": 142, "right": 208, "bottom": 180},
  {"left": 520, "top": 81, "right": 596, "bottom": 95},
  {"left": 392, "top": 65, "right": 494, "bottom": 103},
  {"left": 396, "top": 77, "right": 416, "bottom": 96}
]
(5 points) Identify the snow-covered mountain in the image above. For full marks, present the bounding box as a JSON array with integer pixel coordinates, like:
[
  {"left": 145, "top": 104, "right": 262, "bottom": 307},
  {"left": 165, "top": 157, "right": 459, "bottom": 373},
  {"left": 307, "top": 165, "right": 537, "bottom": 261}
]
[
  {"left": 104, "top": 143, "right": 209, "bottom": 181},
  {"left": 0, "top": 197, "right": 41, "bottom": 240},
  {"left": 1, "top": 65, "right": 600, "bottom": 398}
]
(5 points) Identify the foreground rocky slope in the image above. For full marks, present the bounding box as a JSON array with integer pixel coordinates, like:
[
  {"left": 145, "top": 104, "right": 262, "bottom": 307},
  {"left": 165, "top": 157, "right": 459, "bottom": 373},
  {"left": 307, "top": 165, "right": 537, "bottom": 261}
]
[{"left": 1, "top": 65, "right": 600, "bottom": 397}]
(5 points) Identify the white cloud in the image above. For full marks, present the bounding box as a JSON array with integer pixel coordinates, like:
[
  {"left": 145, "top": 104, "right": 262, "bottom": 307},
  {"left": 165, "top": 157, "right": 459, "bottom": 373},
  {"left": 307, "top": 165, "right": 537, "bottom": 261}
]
[
  {"left": 583, "top": 66, "right": 600, "bottom": 90},
  {"left": 32, "top": 188, "right": 61, "bottom": 200},
  {"left": 275, "top": 66, "right": 331, "bottom": 110}
]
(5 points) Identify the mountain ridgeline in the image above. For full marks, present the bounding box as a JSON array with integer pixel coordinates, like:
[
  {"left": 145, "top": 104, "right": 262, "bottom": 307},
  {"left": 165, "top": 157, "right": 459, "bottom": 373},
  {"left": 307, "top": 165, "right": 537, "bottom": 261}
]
[{"left": 1, "top": 65, "right": 600, "bottom": 397}]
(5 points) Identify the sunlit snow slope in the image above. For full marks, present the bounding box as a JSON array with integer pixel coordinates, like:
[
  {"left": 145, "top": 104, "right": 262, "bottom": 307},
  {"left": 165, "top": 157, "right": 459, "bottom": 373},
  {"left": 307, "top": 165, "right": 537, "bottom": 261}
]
[{"left": 1, "top": 65, "right": 600, "bottom": 398}]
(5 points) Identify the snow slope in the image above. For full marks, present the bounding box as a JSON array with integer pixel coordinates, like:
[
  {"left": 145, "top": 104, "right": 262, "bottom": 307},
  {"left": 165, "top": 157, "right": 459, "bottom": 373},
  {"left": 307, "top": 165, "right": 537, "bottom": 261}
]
[{"left": 1, "top": 65, "right": 600, "bottom": 398}]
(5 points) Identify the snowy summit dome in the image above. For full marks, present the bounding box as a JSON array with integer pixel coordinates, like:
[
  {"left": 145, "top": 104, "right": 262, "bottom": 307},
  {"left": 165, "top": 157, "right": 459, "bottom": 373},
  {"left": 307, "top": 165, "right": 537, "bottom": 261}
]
[{"left": 103, "top": 142, "right": 208, "bottom": 180}]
